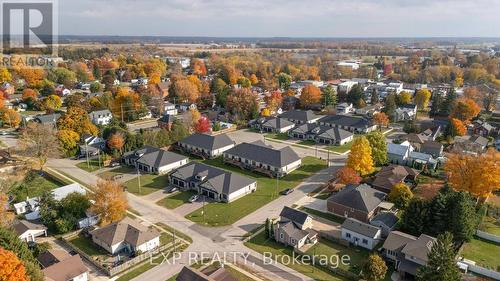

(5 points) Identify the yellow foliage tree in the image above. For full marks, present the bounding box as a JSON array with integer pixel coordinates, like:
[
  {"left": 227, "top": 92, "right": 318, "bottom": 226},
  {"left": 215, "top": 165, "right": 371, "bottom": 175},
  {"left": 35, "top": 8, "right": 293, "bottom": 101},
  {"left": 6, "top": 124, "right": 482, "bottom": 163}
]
[
  {"left": 444, "top": 149, "right": 500, "bottom": 198},
  {"left": 91, "top": 180, "right": 128, "bottom": 226},
  {"left": 415, "top": 89, "right": 432, "bottom": 109},
  {"left": 346, "top": 136, "right": 374, "bottom": 176},
  {"left": 398, "top": 92, "right": 413, "bottom": 105},
  {"left": 261, "top": 108, "right": 271, "bottom": 117},
  {"left": 0, "top": 68, "right": 12, "bottom": 83},
  {"left": 0, "top": 108, "right": 21, "bottom": 128},
  {"left": 0, "top": 193, "right": 14, "bottom": 227},
  {"left": 57, "top": 129, "right": 80, "bottom": 156},
  {"left": 0, "top": 248, "right": 29, "bottom": 281}
]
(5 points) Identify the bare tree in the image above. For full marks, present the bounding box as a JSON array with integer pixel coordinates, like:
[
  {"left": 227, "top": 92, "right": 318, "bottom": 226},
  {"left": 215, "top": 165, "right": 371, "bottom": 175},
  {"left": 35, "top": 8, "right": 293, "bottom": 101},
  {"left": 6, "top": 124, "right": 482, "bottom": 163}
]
[{"left": 18, "top": 123, "right": 60, "bottom": 170}]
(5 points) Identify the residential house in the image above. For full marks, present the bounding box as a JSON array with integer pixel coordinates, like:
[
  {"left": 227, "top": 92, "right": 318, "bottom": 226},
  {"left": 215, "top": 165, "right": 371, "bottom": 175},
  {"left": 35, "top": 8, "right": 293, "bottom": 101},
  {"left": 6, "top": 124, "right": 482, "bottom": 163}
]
[
  {"left": 282, "top": 96, "right": 299, "bottom": 110},
  {"left": 52, "top": 183, "right": 86, "bottom": 201},
  {"left": 454, "top": 135, "right": 490, "bottom": 154},
  {"left": 420, "top": 141, "right": 444, "bottom": 158},
  {"left": 289, "top": 123, "right": 353, "bottom": 145},
  {"left": 387, "top": 141, "right": 414, "bottom": 165},
  {"left": 176, "top": 266, "right": 237, "bottom": 281},
  {"left": 399, "top": 133, "right": 426, "bottom": 151},
  {"left": 278, "top": 110, "right": 321, "bottom": 124},
  {"left": 178, "top": 133, "right": 235, "bottom": 159},
  {"left": 13, "top": 197, "right": 39, "bottom": 216},
  {"left": 471, "top": 120, "right": 496, "bottom": 137},
  {"left": 327, "top": 184, "right": 388, "bottom": 223},
  {"left": 164, "top": 102, "right": 177, "bottom": 115},
  {"left": 341, "top": 218, "right": 382, "bottom": 250},
  {"left": 13, "top": 220, "right": 47, "bottom": 242},
  {"left": 337, "top": 103, "right": 354, "bottom": 114},
  {"left": 90, "top": 217, "right": 160, "bottom": 255},
  {"left": 355, "top": 103, "right": 383, "bottom": 118},
  {"left": 157, "top": 114, "right": 176, "bottom": 130},
  {"left": 370, "top": 212, "right": 399, "bottom": 237},
  {"left": 273, "top": 206, "right": 318, "bottom": 250},
  {"left": 371, "top": 165, "right": 419, "bottom": 193},
  {"left": 38, "top": 250, "right": 89, "bottom": 281},
  {"left": 178, "top": 103, "right": 197, "bottom": 112},
  {"left": 393, "top": 104, "right": 417, "bottom": 122},
  {"left": 33, "top": 113, "right": 61, "bottom": 126},
  {"left": 381, "top": 231, "right": 436, "bottom": 280},
  {"left": 156, "top": 82, "right": 170, "bottom": 98},
  {"left": 250, "top": 117, "right": 295, "bottom": 133},
  {"left": 89, "top": 109, "right": 113, "bottom": 126},
  {"left": 79, "top": 134, "right": 106, "bottom": 156},
  {"left": 409, "top": 151, "right": 438, "bottom": 170},
  {"left": 338, "top": 81, "right": 358, "bottom": 93},
  {"left": 169, "top": 162, "right": 257, "bottom": 203},
  {"left": 122, "top": 146, "right": 188, "bottom": 174},
  {"left": 223, "top": 141, "right": 301, "bottom": 177},
  {"left": 319, "top": 115, "right": 377, "bottom": 133},
  {"left": 420, "top": 126, "right": 442, "bottom": 141}
]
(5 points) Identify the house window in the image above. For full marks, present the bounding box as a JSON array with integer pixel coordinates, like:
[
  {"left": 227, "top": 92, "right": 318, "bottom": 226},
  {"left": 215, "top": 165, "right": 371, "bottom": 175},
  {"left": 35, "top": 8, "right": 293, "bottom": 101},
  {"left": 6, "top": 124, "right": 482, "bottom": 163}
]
[
  {"left": 290, "top": 238, "right": 296, "bottom": 245},
  {"left": 280, "top": 233, "right": 284, "bottom": 240},
  {"left": 346, "top": 233, "right": 351, "bottom": 238},
  {"left": 362, "top": 239, "right": 368, "bottom": 244}
]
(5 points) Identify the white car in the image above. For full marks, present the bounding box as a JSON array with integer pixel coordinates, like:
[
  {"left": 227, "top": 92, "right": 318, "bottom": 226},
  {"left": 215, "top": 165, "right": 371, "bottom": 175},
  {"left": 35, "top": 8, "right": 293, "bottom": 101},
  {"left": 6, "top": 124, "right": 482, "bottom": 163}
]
[{"left": 188, "top": 195, "right": 199, "bottom": 203}]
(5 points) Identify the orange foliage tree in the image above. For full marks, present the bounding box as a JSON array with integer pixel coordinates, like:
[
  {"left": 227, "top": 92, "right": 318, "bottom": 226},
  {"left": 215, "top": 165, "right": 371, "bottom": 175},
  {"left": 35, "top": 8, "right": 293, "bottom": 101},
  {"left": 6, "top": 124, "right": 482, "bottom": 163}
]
[
  {"left": 0, "top": 248, "right": 29, "bottom": 281},
  {"left": 91, "top": 180, "right": 128, "bottom": 226},
  {"left": 335, "top": 167, "right": 361, "bottom": 185},
  {"left": 299, "top": 85, "right": 321, "bottom": 107},
  {"left": 191, "top": 59, "right": 207, "bottom": 76},
  {"left": 373, "top": 112, "right": 389, "bottom": 129},
  {"left": 171, "top": 78, "right": 200, "bottom": 103},
  {"left": 0, "top": 108, "right": 21, "bottom": 128},
  {"left": 444, "top": 149, "right": 500, "bottom": 198},
  {"left": 264, "top": 91, "right": 283, "bottom": 113},
  {"left": 451, "top": 98, "right": 481, "bottom": 123},
  {"left": 107, "top": 132, "right": 125, "bottom": 153},
  {"left": 21, "top": 89, "right": 38, "bottom": 102},
  {"left": 449, "top": 118, "right": 466, "bottom": 137}
]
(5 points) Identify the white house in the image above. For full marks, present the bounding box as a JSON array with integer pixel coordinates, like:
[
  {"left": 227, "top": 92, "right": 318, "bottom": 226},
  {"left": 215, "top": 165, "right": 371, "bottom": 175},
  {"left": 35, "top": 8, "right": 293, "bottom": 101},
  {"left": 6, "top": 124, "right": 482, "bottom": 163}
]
[
  {"left": 164, "top": 102, "right": 178, "bottom": 115},
  {"left": 387, "top": 141, "right": 414, "bottom": 165},
  {"left": 122, "top": 146, "right": 189, "bottom": 174},
  {"left": 13, "top": 220, "right": 47, "bottom": 242},
  {"left": 393, "top": 104, "right": 417, "bottom": 122},
  {"left": 90, "top": 217, "right": 160, "bottom": 255},
  {"left": 341, "top": 218, "right": 382, "bottom": 250},
  {"left": 338, "top": 81, "right": 358, "bottom": 93},
  {"left": 337, "top": 103, "right": 354, "bottom": 114},
  {"left": 89, "top": 109, "right": 113, "bottom": 125},
  {"left": 177, "top": 133, "right": 235, "bottom": 159}
]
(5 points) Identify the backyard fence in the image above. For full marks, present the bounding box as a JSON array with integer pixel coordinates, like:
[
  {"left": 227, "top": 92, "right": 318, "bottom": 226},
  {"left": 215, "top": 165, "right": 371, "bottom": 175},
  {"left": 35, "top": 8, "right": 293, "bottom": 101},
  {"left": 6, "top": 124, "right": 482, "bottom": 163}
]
[
  {"left": 458, "top": 259, "right": 500, "bottom": 280},
  {"left": 475, "top": 230, "right": 500, "bottom": 244}
]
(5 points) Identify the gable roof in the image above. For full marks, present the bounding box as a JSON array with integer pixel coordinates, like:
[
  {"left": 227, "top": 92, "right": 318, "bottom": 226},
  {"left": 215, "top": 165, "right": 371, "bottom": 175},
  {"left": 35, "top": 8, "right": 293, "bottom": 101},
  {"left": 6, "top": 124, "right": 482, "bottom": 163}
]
[
  {"left": 177, "top": 267, "right": 214, "bottom": 281},
  {"left": 469, "top": 135, "right": 489, "bottom": 147},
  {"left": 123, "top": 146, "right": 188, "bottom": 169},
  {"left": 372, "top": 165, "right": 418, "bottom": 192},
  {"left": 387, "top": 142, "right": 412, "bottom": 156},
  {"left": 371, "top": 212, "right": 399, "bottom": 229},
  {"left": 89, "top": 109, "right": 112, "bottom": 119},
  {"left": 279, "top": 206, "right": 310, "bottom": 226},
  {"left": 292, "top": 124, "right": 353, "bottom": 141},
  {"left": 34, "top": 113, "right": 61, "bottom": 124},
  {"left": 382, "top": 231, "right": 417, "bottom": 252},
  {"left": 225, "top": 141, "right": 301, "bottom": 167},
  {"left": 52, "top": 183, "right": 86, "bottom": 201},
  {"left": 13, "top": 220, "right": 47, "bottom": 236},
  {"left": 278, "top": 110, "right": 319, "bottom": 122},
  {"left": 319, "top": 115, "right": 373, "bottom": 129},
  {"left": 261, "top": 117, "right": 295, "bottom": 129},
  {"left": 401, "top": 133, "right": 426, "bottom": 144},
  {"left": 179, "top": 133, "right": 234, "bottom": 151},
  {"left": 401, "top": 234, "right": 436, "bottom": 262},
  {"left": 342, "top": 218, "right": 381, "bottom": 238},
  {"left": 38, "top": 249, "right": 70, "bottom": 268},
  {"left": 327, "top": 184, "right": 386, "bottom": 213},
  {"left": 90, "top": 217, "right": 160, "bottom": 248},
  {"left": 42, "top": 254, "right": 88, "bottom": 281}
]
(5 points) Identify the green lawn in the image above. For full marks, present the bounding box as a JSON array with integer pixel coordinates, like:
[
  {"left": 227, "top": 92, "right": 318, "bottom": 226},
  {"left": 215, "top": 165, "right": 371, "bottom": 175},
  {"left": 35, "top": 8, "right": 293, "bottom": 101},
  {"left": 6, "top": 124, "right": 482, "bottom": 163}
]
[
  {"left": 265, "top": 133, "right": 289, "bottom": 140},
  {"left": 157, "top": 190, "right": 197, "bottom": 209},
  {"left": 10, "top": 172, "right": 63, "bottom": 202},
  {"left": 69, "top": 235, "right": 108, "bottom": 257},
  {"left": 298, "top": 140, "right": 317, "bottom": 146},
  {"left": 245, "top": 232, "right": 346, "bottom": 281},
  {"left": 155, "top": 222, "right": 193, "bottom": 244},
  {"left": 76, "top": 159, "right": 105, "bottom": 172},
  {"left": 124, "top": 174, "right": 169, "bottom": 195},
  {"left": 186, "top": 156, "right": 327, "bottom": 226},
  {"left": 461, "top": 237, "right": 500, "bottom": 271},
  {"left": 224, "top": 265, "right": 257, "bottom": 281},
  {"left": 98, "top": 166, "right": 135, "bottom": 180},
  {"left": 306, "top": 238, "right": 370, "bottom": 273},
  {"left": 479, "top": 216, "right": 500, "bottom": 236},
  {"left": 299, "top": 207, "right": 345, "bottom": 224}
]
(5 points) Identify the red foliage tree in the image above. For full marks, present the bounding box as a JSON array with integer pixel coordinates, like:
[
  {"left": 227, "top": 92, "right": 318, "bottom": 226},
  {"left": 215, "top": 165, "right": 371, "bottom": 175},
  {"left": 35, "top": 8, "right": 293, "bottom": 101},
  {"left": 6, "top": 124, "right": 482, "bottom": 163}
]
[
  {"left": 335, "top": 167, "right": 361, "bottom": 185},
  {"left": 194, "top": 116, "right": 211, "bottom": 133}
]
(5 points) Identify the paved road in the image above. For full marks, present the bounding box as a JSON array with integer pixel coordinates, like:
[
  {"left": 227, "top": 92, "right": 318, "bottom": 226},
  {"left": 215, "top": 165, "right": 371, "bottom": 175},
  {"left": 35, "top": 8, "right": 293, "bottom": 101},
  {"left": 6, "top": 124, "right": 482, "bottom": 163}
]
[{"left": 47, "top": 157, "right": 346, "bottom": 281}]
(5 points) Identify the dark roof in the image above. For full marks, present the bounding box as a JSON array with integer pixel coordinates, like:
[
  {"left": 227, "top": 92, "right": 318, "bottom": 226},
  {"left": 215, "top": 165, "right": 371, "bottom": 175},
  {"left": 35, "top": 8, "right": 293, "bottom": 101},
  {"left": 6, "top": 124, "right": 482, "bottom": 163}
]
[
  {"left": 158, "top": 114, "right": 176, "bottom": 123},
  {"left": 13, "top": 220, "right": 47, "bottom": 236},
  {"left": 179, "top": 133, "right": 234, "bottom": 151},
  {"left": 469, "top": 135, "right": 489, "bottom": 147},
  {"left": 382, "top": 231, "right": 417, "bottom": 252},
  {"left": 327, "top": 184, "right": 386, "bottom": 212},
  {"left": 37, "top": 249, "right": 70, "bottom": 268},
  {"left": 225, "top": 141, "right": 301, "bottom": 167},
  {"left": 401, "top": 133, "right": 426, "bottom": 144},
  {"left": 34, "top": 113, "right": 61, "bottom": 124},
  {"left": 261, "top": 117, "right": 295, "bottom": 129},
  {"left": 171, "top": 162, "right": 255, "bottom": 196},
  {"left": 278, "top": 110, "right": 319, "bottom": 122},
  {"left": 90, "top": 217, "right": 160, "bottom": 248},
  {"left": 371, "top": 212, "right": 399, "bottom": 228},
  {"left": 292, "top": 124, "right": 353, "bottom": 141},
  {"left": 279, "top": 206, "right": 310, "bottom": 225},
  {"left": 42, "top": 254, "right": 88, "bottom": 281},
  {"left": 122, "top": 146, "right": 188, "bottom": 168},
  {"left": 278, "top": 220, "right": 317, "bottom": 241},
  {"left": 319, "top": 115, "right": 373, "bottom": 129},
  {"left": 421, "top": 140, "right": 443, "bottom": 150},
  {"left": 176, "top": 266, "right": 214, "bottom": 281},
  {"left": 342, "top": 218, "right": 381, "bottom": 237},
  {"left": 372, "top": 165, "right": 419, "bottom": 192}
]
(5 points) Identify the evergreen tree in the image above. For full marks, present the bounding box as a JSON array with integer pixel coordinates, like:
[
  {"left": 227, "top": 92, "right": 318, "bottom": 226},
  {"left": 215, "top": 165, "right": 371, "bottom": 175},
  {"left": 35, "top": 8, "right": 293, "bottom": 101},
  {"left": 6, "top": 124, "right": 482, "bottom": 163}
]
[
  {"left": 429, "top": 93, "right": 443, "bottom": 117},
  {"left": 416, "top": 232, "right": 461, "bottom": 281},
  {"left": 427, "top": 191, "right": 449, "bottom": 236},
  {"left": 399, "top": 198, "right": 429, "bottom": 236},
  {"left": 321, "top": 84, "right": 337, "bottom": 107},
  {"left": 440, "top": 88, "right": 457, "bottom": 116},
  {"left": 382, "top": 93, "right": 397, "bottom": 120},
  {"left": 448, "top": 192, "right": 476, "bottom": 243},
  {"left": 371, "top": 88, "right": 380, "bottom": 104},
  {"left": 347, "top": 84, "right": 365, "bottom": 104}
]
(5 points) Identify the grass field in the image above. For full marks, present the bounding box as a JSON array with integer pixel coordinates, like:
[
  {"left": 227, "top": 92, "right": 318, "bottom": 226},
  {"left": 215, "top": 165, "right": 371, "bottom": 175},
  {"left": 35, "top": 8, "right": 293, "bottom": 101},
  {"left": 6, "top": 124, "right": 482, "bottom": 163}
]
[
  {"left": 69, "top": 235, "right": 108, "bottom": 257},
  {"left": 156, "top": 190, "right": 197, "bottom": 209},
  {"left": 265, "top": 133, "right": 289, "bottom": 140},
  {"left": 479, "top": 216, "right": 500, "bottom": 236},
  {"left": 10, "top": 172, "right": 63, "bottom": 202},
  {"left": 98, "top": 166, "right": 135, "bottom": 180},
  {"left": 76, "top": 159, "right": 105, "bottom": 172},
  {"left": 185, "top": 156, "right": 327, "bottom": 226},
  {"left": 299, "top": 207, "right": 346, "bottom": 224},
  {"left": 124, "top": 173, "right": 169, "bottom": 195},
  {"left": 155, "top": 222, "right": 193, "bottom": 244},
  {"left": 306, "top": 238, "right": 369, "bottom": 273},
  {"left": 461, "top": 237, "right": 500, "bottom": 271}
]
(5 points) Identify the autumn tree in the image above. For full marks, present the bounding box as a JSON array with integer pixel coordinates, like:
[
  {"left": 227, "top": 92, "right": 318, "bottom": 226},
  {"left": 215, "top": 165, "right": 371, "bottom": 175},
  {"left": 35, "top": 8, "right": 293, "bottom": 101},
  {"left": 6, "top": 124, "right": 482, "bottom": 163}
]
[
  {"left": 389, "top": 183, "right": 413, "bottom": 209},
  {"left": 57, "top": 129, "right": 80, "bottom": 156},
  {"left": 112, "top": 87, "right": 143, "bottom": 122},
  {"left": 321, "top": 84, "right": 337, "bottom": 107},
  {"left": 366, "top": 131, "right": 388, "bottom": 166},
  {"left": 226, "top": 88, "right": 259, "bottom": 121},
  {"left": 264, "top": 91, "right": 283, "bottom": 113},
  {"left": 397, "top": 91, "right": 413, "bottom": 105},
  {"left": 0, "top": 228, "right": 43, "bottom": 281},
  {"left": 277, "top": 73, "right": 292, "bottom": 90},
  {"left": 186, "top": 108, "right": 201, "bottom": 131},
  {"left": 0, "top": 68, "right": 12, "bottom": 82},
  {"left": 249, "top": 74, "right": 259, "bottom": 85},
  {"left": 373, "top": 112, "right": 389, "bottom": 129},
  {"left": 449, "top": 118, "right": 466, "bottom": 137},
  {"left": 0, "top": 248, "right": 29, "bottom": 281},
  {"left": 451, "top": 98, "right": 480, "bottom": 123},
  {"left": 346, "top": 136, "right": 374, "bottom": 176},
  {"left": 335, "top": 167, "right": 361, "bottom": 185},
  {"left": 261, "top": 108, "right": 271, "bottom": 117},
  {"left": 415, "top": 89, "right": 432, "bottom": 110},
  {"left": 91, "top": 180, "right": 128, "bottom": 226},
  {"left": 18, "top": 122, "right": 60, "bottom": 170},
  {"left": 194, "top": 116, "right": 211, "bottom": 133},
  {"left": 21, "top": 89, "right": 38, "bottom": 105},
  {"left": 190, "top": 59, "right": 207, "bottom": 76},
  {"left": 171, "top": 78, "right": 200, "bottom": 103},
  {"left": 41, "top": 94, "right": 62, "bottom": 113},
  {"left": 300, "top": 85, "right": 321, "bottom": 107},
  {"left": 0, "top": 108, "right": 21, "bottom": 128},
  {"left": 416, "top": 232, "right": 461, "bottom": 281},
  {"left": 107, "top": 132, "right": 125, "bottom": 153},
  {"left": 0, "top": 192, "right": 14, "bottom": 227},
  {"left": 444, "top": 149, "right": 500, "bottom": 198},
  {"left": 57, "top": 107, "right": 98, "bottom": 137},
  {"left": 362, "top": 254, "right": 387, "bottom": 281}
]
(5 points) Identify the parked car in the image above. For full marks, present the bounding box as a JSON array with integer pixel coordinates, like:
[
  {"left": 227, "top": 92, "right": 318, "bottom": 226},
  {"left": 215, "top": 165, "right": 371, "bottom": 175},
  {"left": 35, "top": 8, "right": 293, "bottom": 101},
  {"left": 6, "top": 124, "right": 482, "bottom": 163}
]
[
  {"left": 110, "top": 162, "right": 120, "bottom": 167},
  {"left": 281, "top": 188, "right": 294, "bottom": 195},
  {"left": 188, "top": 194, "right": 199, "bottom": 203},
  {"left": 168, "top": 187, "right": 178, "bottom": 193}
]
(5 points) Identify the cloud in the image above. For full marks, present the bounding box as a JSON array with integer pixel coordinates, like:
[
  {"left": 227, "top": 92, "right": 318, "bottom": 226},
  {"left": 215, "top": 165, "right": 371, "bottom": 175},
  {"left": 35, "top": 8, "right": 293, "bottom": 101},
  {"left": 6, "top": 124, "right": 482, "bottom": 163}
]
[{"left": 58, "top": 0, "right": 500, "bottom": 37}]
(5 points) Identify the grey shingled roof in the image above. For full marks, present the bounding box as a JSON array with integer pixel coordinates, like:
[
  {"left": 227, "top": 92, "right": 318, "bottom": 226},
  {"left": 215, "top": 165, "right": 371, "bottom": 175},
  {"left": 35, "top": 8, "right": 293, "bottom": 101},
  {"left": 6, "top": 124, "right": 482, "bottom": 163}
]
[
  {"left": 225, "top": 141, "right": 301, "bottom": 167},
  {"left": 42, "top": 254, "right": 88, "bottom": 281},
  {"left": 279, "top": 206, "right": 310, "bottom": 226},
  {"left": 171, "top": 162, "right": 256, "bottom": 196},
  {"left": 13, "top": 220, "right": 47, "bottom": 236},
  {"left": 178, "top": 133, "right": 234, "bottom": 151},
  {"left": 372, "top": 165, "right": 418, "bottom": 192},
  {"left": 123, "top": 146, "right": 188, "bottom": 169},
  {"left": 176, "top": 266, "right": 214, "bottom": 281},
  {"left": 262, "top": 117, "right": 295, "bottom": 129},
  {"left": 370, "top": 212, "right": 399, "bottom": 228},
  {"left": 382, "top": 231, "right": 417, "bottom": 252},
  {"left": 278, "top": 110, "right": 319, "bottom": 122},
  {"left": 319, "top": 115, "right": 373, "bottom": 129},
  {"left": 291, "top": 124, "right": 353, "bottom": 141},
  {"left": 34, "top": 113, "right": 61, "bottom": 124},
  {"left": 401, "top": 234, "right": 436, "bottom": 262},
  {"left": 90, "top": 217, "right": 160, "bottom": 248},
  {"left": 342, "top": 218, "right": 381, "bottom": 237},
  {"left": 327, "top": 184, "right": 386, "bottom": 213}
]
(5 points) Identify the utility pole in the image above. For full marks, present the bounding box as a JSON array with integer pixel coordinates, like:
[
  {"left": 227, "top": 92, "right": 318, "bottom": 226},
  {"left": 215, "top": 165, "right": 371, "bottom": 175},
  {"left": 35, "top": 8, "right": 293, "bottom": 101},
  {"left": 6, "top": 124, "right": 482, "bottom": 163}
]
[
  {"left": 327, "top": 149, "right": 330, "bottom": 167},
  {"left": 121, "top": 103, "right": 124, "bottom": 123},
  {"left": 276, "top": 175, "right": 279, "bottom": 198},
  {"left": 173, "top": 228, "right": 177, "bottom": 253},
  {"left": 137, "top": 167, "right": 142, "bottom": 195},
  {"left": 85, "top": 142, "right": 90, "bottom": 170},
  {"left": 202, "top": 195, "right": 206, "bottom": 223}
]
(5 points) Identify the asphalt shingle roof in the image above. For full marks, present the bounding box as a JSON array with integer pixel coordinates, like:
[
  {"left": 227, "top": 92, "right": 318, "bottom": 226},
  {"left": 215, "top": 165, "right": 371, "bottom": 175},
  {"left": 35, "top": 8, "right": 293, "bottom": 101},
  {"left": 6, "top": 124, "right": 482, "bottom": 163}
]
[
  {"left": 225, "top": 141, "right": 301, "bottom": 167},
  {"left": 327, "top": 184, "right": 386, "bottom": 213},
  {"left": 90, "top": 217, "right": 159, "bottom": 248},
  {"left": 278, "top": 110, "right": 319, "bottom": 122},
  {"left": 179, "top": 133, "right": 234, "bottom": 151},
  {"left": 279, "top": 206, "right": 310, "bottom": 226},
  {"left": 123, "top": 146, "right": 188, "bottom": 169},
  {"left": 342, "top": 218, "right": 381, "bottom": 237},
  {"left": 319, "top": 115, "right": 373, "bottom": 129}
]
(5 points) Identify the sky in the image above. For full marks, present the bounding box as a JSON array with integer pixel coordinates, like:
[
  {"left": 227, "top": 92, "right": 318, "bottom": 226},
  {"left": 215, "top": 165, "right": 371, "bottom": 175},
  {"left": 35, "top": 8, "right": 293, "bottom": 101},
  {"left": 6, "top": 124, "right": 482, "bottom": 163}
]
[{"left": 58, "top": 0, "right": 500, "bottom": 37}]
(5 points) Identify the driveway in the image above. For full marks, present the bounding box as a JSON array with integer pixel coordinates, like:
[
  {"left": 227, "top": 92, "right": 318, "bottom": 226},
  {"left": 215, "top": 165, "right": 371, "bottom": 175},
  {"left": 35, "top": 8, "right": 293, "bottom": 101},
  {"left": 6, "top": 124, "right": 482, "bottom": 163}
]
[
  {"left": 173, "top": 200, "right": 205, "bottom": 216},
  {"left": 296, "top": 196, "right": 328, "bottom": 213}
]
